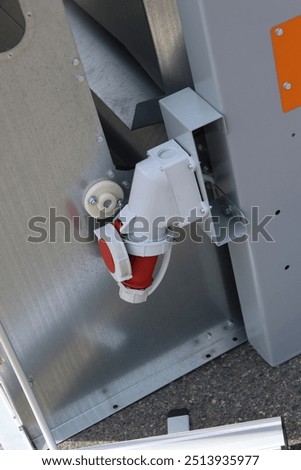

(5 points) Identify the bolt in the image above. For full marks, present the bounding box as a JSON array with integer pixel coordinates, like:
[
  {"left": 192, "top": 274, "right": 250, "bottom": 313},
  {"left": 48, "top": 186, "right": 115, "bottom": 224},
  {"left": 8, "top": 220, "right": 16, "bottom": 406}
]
[
  {"left": 117, "top": 199, "right": 124, "bottom": 208},
  {"left": 97, "top": 135, "right": 104, "bottom": 143},
  {"left": 188, "top": 164, "right": 194, "bottom": 170},
  {"left": 122, "top": 181, "right": 131, "bottom": 189},
  {"left": 72, "top": 58, "right": 80, "bottom": 66},
  {"left": 275, "top": 27, "right": 283, "bottom": 36},
  {"left": 283, "top": 81, "right": 292, "bottom": 90},
  {"left": 28, "top": 377, "right": 33, "bottom": 386},
  {"left": 88, "top": 196, "right": 97, "bottom": 206},
  {"left": 201, "top": 208, "right": 206, "bottom": 214}
]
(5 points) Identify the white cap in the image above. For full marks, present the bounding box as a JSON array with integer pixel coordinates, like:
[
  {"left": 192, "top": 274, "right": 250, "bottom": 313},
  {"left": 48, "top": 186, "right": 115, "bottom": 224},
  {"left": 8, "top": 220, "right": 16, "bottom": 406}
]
[{"left": 119, "top": 284, "right": 148, "bottom": 304}]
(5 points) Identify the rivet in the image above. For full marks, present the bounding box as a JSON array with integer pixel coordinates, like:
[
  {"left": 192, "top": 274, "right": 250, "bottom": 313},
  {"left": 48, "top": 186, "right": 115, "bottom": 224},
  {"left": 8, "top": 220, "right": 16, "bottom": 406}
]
[
  {"left": 107, "top": 169, "right": 115, "bottom": 178},
  {"left": 283, "top": 81, "right": 292, "bottom": 90},
  {"left": 275, "top": 27, "right": 283, "bottom": 36}
]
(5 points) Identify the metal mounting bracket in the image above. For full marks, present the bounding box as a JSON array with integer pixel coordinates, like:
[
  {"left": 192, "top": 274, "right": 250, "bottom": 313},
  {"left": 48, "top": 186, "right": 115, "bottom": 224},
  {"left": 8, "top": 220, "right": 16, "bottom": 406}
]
[{"left": 160, "top": 88, "right": 246, "bottom": 245}]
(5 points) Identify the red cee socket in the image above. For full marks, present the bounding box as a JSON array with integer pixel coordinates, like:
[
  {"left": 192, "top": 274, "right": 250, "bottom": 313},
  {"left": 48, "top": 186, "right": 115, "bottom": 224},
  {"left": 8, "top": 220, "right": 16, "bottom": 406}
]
[
  {"left": 99, "top": 220, "right": 159, "bottom": 289},
  {"left": 114, "top": 219, "right": 159, "bottom": 290},
  {"left": 123, "top": 255, "right": 158, "bottom": 290}
]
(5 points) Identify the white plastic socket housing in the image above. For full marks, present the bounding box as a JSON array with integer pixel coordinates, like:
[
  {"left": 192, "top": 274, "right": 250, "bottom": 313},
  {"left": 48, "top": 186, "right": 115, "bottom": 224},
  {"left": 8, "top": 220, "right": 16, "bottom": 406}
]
[{"left": 118, "top": 140, "right": 208, "bottom": 241}]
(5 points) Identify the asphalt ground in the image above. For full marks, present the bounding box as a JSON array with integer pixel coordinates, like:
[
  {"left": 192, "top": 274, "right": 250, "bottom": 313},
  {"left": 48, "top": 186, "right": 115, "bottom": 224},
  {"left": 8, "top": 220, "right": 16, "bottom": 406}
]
[{"left": 61, "top": 341, "right": 301, "bottom": 449}]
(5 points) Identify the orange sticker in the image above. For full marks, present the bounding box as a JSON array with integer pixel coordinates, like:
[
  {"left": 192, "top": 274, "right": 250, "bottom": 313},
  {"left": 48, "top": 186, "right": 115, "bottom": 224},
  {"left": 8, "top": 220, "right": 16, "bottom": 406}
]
[{"left": 271, "top": 16, "right": 301, "bottom": 113}]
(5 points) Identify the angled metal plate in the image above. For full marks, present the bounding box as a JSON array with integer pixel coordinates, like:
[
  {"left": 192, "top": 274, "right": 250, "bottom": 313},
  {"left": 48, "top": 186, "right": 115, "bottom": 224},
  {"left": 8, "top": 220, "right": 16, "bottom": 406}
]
[{"left": 160, "top": 88, "right": 246, "bottom": 245}]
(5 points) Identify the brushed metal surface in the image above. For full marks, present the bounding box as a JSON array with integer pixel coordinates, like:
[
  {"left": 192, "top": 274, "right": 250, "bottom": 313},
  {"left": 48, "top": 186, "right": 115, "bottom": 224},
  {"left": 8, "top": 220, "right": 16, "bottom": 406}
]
[
  {"left": 177, "top": 0, "right": 301, "bottom": 365},
  {"left": 0, "top": 0, "right": 244, "bottom": 449},
  {"left": 65, "top": 0, "right": 162, "bottom": 129},
  {"left": 73, "top": 0, "right": 193, "bottom": 94}
]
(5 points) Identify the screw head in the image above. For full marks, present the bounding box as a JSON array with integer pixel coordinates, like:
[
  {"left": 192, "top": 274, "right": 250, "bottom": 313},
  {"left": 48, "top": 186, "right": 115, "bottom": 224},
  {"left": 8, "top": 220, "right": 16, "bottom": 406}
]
[
  {"left": 88, "top": 196, "right": 97, "bottom": 206},
  {"left": 283, "top": 81, "right": 292, "bottom": 90},
  {"left": 76, "top": 74, "right": 85, "bottom": 83},
  {"left": 275, "top": 27, "right": 283, "bottom": 36}
]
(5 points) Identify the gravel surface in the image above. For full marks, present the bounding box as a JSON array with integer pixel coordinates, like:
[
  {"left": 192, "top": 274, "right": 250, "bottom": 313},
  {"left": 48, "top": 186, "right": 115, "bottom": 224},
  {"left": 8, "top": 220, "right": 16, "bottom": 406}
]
[{"left": 61, "top": 342, "right": 301, "bottom": 449}]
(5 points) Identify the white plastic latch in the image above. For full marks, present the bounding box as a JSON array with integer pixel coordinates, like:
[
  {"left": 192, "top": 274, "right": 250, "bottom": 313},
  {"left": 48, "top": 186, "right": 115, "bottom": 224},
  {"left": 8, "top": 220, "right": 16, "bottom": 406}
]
[{"left": 95, "top": 225, "right": 132, "bottom": 282}]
